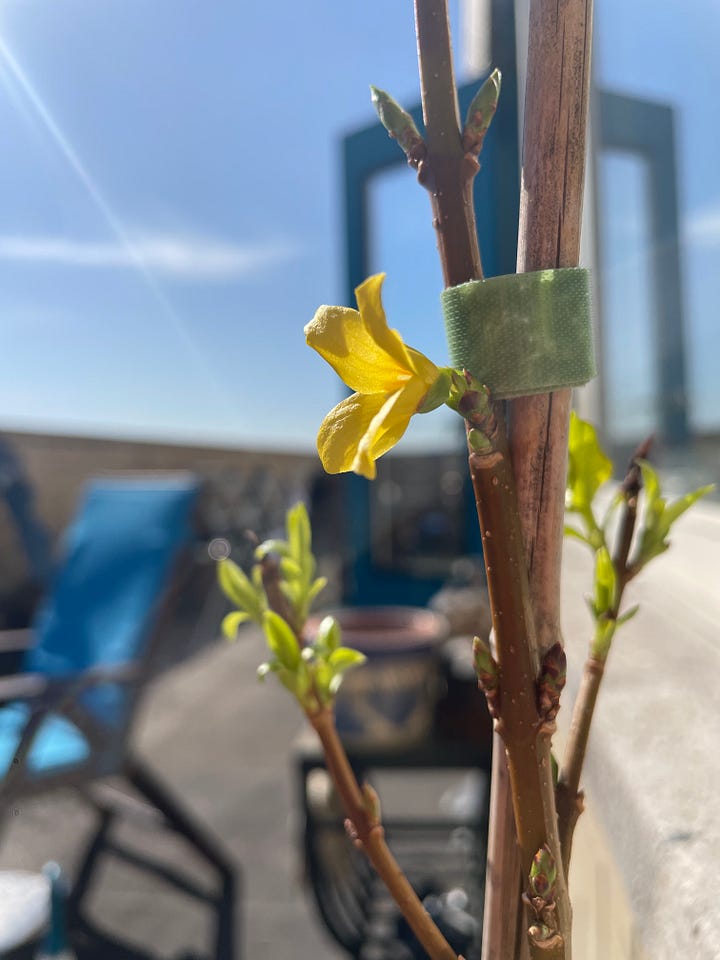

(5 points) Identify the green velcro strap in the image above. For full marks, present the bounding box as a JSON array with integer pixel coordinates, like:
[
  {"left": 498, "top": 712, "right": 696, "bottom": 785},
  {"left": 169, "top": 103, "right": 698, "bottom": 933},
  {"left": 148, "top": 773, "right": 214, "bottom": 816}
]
[{"left": 441, "top": 267, "right": 596, "bottom": 399}]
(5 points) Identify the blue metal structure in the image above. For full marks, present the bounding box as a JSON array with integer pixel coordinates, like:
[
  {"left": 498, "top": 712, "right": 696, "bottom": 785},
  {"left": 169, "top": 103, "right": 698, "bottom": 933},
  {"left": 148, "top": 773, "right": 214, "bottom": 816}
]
[
  {"left": 597, "top": 91, "right": 689, "bottom": 445},
  {"left": 341, "top": 4, "right": 520, "bottom": 606}
]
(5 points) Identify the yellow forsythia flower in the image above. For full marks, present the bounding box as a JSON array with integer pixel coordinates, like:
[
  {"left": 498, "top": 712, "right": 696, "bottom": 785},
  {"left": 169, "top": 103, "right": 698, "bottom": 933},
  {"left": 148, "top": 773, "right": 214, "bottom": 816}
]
[{"left": 305, "top": 273, "right": 442, "bottom": 480}]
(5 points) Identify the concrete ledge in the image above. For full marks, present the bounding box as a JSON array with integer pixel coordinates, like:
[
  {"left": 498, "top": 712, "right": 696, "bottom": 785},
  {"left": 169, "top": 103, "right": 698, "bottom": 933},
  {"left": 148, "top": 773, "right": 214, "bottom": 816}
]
[{"left": 560, "top": 501, "right": 720, "bottom": 959}]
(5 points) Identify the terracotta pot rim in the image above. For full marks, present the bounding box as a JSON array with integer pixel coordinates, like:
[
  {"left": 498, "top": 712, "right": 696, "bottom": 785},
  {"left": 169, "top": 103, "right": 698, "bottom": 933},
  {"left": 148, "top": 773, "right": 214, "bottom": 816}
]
[{"left": 307, "top": 605, "right": 449, "bottom": 654}]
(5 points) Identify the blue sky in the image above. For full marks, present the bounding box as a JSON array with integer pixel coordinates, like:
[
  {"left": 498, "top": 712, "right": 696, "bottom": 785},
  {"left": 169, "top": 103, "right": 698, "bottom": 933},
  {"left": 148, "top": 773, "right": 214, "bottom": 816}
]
[{"left": 0, "top": 1, "right": 717, "bottom": 451}]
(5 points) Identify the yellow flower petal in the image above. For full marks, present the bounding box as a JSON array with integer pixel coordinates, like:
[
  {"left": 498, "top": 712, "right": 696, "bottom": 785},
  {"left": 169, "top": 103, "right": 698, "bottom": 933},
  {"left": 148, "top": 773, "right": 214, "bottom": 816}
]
[
  {"left": 353, "top": 378, "right": 428, "bottom": 478},
  {"left": 316, "top": 392, "right": 387, "bottom": 477},
  {"left": 308, "top": 273, "right": 443, "bottom": 479},
  {"left": 305, "top": 304, "right": 411, "bottom": 395},
  {"left": 405, "top": 345, "right": 441, "bottom": 385},
  {"left": 354, "top": 274, "right": 415, "bottom": 371}
]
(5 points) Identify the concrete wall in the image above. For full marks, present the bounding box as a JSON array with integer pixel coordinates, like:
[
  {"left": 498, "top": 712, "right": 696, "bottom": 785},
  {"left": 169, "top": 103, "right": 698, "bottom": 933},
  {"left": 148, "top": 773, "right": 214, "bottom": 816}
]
[{"left": 0, "top": 429, "right": 318, "bottom": 593}]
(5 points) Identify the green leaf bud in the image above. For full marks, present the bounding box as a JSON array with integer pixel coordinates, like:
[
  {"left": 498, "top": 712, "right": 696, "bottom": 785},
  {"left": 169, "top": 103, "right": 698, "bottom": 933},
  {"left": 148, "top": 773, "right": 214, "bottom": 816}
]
[
  {"left": 280, "top": 556, "right": 303, "bottom": 580},
  {"left": 307, "top": 577, "right": 328, "bottom": 605},
  {"left": 361, "top": 783, "right": 382, "bottom": 826},
  {"left": 312, "top": 660, "right": 335, "bottom": 705},
  {"left": 217, "top": 559, "right": 264, "bottom": 621},
  {"left": 221, "top": 611, "right": 250, "bottom": 641},
  {"left": 592, "top": 546, "right": 617, "bottom": 618},
  {"left": 328, "top": 647, "right": 367, "bottom": 673},
  {"left": 262, "top": 610, "right": 300, "bottom": 670},
  {"left": 472, "top": 635, "right": 497, "bottom": 686},
  {"left": 616, "top": 604, "right": 640, "bottom": 627},
  {"left": 257, "top": 660, "right": 282, "bottom": 682},
  {"left": 287, "top": 502, "right": 312, "bottom": 571},
  {"left": 370, "top": 86, "right": 425, "bottom": 166},
  {"left": 314, "top": 615, "right": 342, "bottom": 653},
  {"left": 468, "top": 428, "right": 492, "bottom": 454},
  {"left": 529, "top": 844, "right": 557, "bottom": 901},
  {"left": 537, "top": 642, "right": 567, "bottom": 725},
  {"left": 472, "top": 636, "right": 500, "bottom": 719},
  {"left": 462, "top": 68, "right": 501, "bottom": 156}
]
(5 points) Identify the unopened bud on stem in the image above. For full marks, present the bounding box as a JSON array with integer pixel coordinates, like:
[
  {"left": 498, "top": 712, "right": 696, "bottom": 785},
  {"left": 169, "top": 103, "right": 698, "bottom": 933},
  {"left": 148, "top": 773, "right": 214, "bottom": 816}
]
[
  {"left": 537, "top": 642, "right": 567, "bottom": 731},
  {"left": 529, "top": 844, "right": 557, "bottom": 901},
  {"left": 472, "top": 636, "right": 501, "bottom": 719},
  {"left": 370, "top": 86, "right": 426, "bottom": 168},
  {"left": 462, "top": 69, "right": 501, "bottom": 156}
]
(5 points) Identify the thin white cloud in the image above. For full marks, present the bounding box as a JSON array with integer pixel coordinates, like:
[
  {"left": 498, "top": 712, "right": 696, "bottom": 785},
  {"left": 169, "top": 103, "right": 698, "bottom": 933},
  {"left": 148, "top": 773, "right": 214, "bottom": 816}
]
[
  {"left": 684, "top": 205, "right": 720, "bottom": 248},
  {"left": 0, "top": 233, "right": 299, "bottom": 280}
]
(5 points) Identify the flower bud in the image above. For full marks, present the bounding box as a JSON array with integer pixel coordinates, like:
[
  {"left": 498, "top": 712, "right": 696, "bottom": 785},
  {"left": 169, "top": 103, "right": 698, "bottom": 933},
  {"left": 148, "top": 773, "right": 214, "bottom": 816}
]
[{"left": 529, "top": 844, "right": 557, "bottom": 902}]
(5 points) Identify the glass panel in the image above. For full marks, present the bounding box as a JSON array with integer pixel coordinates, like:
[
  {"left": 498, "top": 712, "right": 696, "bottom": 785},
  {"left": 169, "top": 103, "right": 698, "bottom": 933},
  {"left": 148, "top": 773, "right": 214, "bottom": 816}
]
[{"left": 599, "top": 152, "right": 656, "bottom": 443}]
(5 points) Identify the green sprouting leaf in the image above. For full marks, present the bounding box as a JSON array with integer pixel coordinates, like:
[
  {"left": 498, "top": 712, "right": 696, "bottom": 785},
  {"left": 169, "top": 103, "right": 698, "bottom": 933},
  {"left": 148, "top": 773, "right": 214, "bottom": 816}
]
[
  {"left": 593, "top": 546, "right": 617, "bottom": 618},
  {"left": 314, "top": 615, "right": 342, "bottom": 653},
  {"left": 637, "top": 460, "right": 664, "bottom": 520},
  {"left": 280, "top": 579, "right": 301, "bottom": 608},
  {"left": 616, "top": 604, "right": 640, "bottom": 627},
  {"left": 221, "top": 611, "right": 251, "bottom": 640},
  {"left": 307, "top": 577, "right": 328, "bottom": 605},
  {"left": 280, "top": 556, "right": 303, "bottom": 580},
  {"left": 287, "top": 502, "right": 311, "bottom": 563},
  {"left": 662, "top": 483, "right": 714, "bottom": 529},
  {"left": 312, "top": 660, "right": 335, "bottom": 705},
  {"left": 276, "top": 667, "right": 300, "bottom": 696},
  {"left": 567, "top": 412, "right": 613, "bottom": 514},
  {"left": 328, "top": 647, "right": 367, "bottom": 673},
  {"left": 218, "top": 560, "right": 264, "bottom": 620},
  {"left": 262, "top": 610, "right": 300, "bottom": 670},
  {"left": 294, "top": 659, "right": 312, "bottom": 701},
  {"left": 564, "top": 524, "right": 593, "bottom": 548},
  {"left": 636, "top": 464, "right": 714, "bottom": 566}
]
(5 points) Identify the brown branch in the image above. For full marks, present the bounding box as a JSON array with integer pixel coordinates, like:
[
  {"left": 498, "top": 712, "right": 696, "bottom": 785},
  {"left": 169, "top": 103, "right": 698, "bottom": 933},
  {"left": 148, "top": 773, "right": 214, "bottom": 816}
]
[
  {"left": 413, "top": 2, "right": 571, "bottom": 956},
  {"left": 485, "top": 1, "right": 595, "bottom": 957},
  {"left": 556, "top": 436, "right": 651, "bottom": 871},
  {"left": 259, "top": 554, "right": 298, "bottom": 632},
  {"left": 309, "top": 709, "right": 458, "bottom": 960},
  {"left": 414, "top": 0, "right": 483, "bottom": 286},
  {"left": 555, "top": 657, "right": 604, "bottom": 871}
]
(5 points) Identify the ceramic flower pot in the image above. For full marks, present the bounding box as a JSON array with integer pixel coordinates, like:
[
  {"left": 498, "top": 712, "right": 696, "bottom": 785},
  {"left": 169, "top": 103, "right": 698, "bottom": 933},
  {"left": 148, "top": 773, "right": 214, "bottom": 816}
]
[{"left": 310, "top": 606, "right": 450, "bottom": 749}]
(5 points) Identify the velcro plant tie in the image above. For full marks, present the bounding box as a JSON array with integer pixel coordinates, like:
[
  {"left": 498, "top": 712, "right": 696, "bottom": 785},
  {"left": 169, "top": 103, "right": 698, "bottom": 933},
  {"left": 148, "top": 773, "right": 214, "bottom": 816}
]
[{"left": 441, "top": 267, "right": 595, "bottom": 398}]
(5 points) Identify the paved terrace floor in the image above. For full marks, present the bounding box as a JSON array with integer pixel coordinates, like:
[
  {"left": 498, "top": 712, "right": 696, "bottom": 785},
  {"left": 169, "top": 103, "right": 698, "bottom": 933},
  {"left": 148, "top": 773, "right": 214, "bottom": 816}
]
[{"left": 2, "top": 496, "right": 718, "bottom": 960}]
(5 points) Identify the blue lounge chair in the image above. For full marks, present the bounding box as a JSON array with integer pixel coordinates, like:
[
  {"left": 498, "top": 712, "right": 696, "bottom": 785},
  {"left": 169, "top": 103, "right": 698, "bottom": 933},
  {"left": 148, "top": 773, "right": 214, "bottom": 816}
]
[{"left": 0, "top": 474, "right": 236, "bottom": 959}]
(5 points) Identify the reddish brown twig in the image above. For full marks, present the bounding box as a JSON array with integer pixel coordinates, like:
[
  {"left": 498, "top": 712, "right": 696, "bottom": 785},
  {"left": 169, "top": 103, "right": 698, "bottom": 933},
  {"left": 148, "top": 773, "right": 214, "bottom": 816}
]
[
  {"left": 556, "top": 437, "right": 652, "bottom": 872},
  {"left": 413, "top": 2, "right": 570, "bottom": 956},
  {"left": 309, "top": 709, "right": 458, "bottom": 960}
]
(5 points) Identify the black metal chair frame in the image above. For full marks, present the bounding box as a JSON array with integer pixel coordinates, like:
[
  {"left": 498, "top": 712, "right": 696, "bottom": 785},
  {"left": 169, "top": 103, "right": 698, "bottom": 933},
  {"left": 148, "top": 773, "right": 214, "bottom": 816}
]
[
  {"left": 295, "top": 732, "right": 491, "bottom": 959},
  {"left": 0, "top": 487, "right": 238, "bottom": 960}
]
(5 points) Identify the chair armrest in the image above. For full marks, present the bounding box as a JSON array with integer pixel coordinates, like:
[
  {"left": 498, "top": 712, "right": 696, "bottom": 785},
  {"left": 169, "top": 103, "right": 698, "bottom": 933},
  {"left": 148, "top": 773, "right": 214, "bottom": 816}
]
[
  {"left": 0, "top": 673, "right": 47, "bottom": 702},
  {"left": 0, "top": 662, "right": 138, "bottom": 708},
  {"left": 66, "top": 661, "right": 139, "bottom": 692},
  {"left": 0, "top": 630, "right": 35, "bottom": 654}
]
